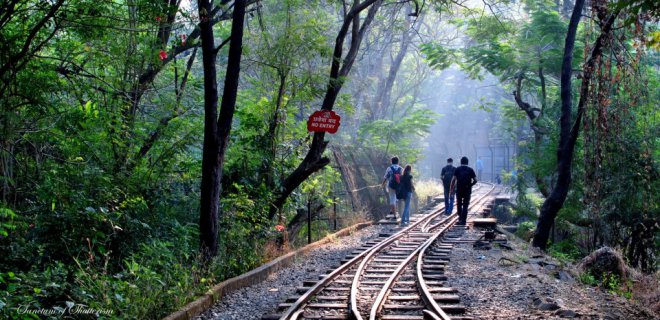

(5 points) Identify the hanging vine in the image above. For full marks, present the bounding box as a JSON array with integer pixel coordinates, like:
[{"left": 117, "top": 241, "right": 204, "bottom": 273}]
[{"left": 581, "top": 0, "right": 658, "bottom": 272}]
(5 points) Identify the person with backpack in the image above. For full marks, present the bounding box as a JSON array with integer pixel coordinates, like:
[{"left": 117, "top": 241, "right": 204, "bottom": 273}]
[
  {"left": 398, "top": 165, "right": 415, "bottom": 226},
  {"left": 440, "top": 158, "right": 456, "bottom": 216},
  {"left": 450, "top": 156, "right": 477, "bottom": 225},
  {"left": 382, "top": 156, "right": 403, "bottom": 218}
]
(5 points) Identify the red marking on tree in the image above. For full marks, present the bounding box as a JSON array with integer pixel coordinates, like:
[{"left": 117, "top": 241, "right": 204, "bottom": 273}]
[
  {"left": 155, "top": 16, "right": 161, "bottom": 22},
  {"left": 159, "top": 50, "right": 167, "bottom": 61},
  {"left": 307, "top": 110, "right": 341, "bottom": 134}
]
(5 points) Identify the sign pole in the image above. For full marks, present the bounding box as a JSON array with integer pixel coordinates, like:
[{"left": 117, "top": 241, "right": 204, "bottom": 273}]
[
  {"left": 307, "top": 195, "right": 312, "bottom": 244},
  {"left": 333, "top": 195, "right": 337, "bottom": 230}
]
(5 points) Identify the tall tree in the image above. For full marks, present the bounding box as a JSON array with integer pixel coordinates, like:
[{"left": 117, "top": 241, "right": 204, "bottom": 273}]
[
  {"left": 198, "top": 0, "right": 247, "bottom": 258},
  {"left": 0, "top": 0, "right": 66, "bottom": 202},
  {"left": 268, "top": 0, "right": 384, "bottom": 219},
  {"left": 371, "top": 7, "right": 414, "bottom": 121},
  {"left": 532, "top": 0, "right": 619, "bottom": 249}
]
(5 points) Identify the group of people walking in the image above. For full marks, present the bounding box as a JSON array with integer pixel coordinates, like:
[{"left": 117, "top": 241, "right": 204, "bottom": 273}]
[
  {"left": 382, "top": 156, "right": 477, "bottom": 227},
  {"left": 441, "top": 157, "right": 477, "bottom": 225},
  {"left": 381, "top": 157, "right": 415, "bottom": 226}
]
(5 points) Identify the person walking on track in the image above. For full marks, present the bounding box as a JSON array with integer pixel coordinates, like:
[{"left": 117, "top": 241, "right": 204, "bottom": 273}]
[
  {"left": 399, "top": 165, "right": 415, "bottom": 226},
  {"left": 476, "top": 157, "right": 483, "bottom": 181},
  {"left": 382, "top": 156, "right": 403, "bottom": 219},
  {"left": 440, "top": 158, "right": 456, "bottom": 216},
  {"left": 450, "top": 156, "right": 477, "bottom": 225}
]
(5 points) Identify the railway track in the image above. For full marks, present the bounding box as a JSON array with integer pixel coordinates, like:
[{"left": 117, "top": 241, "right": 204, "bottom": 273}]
[{"left": 269, "top": 183, "right": 499, "bottom": 320}]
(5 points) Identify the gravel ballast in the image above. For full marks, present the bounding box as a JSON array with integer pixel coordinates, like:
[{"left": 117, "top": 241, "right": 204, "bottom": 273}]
[
  {"left": 192, "top": 219, "right": 657, "bottom": 320},
  {"left": 445, "top": 227, "right": 658, "bottom": 319},
  {"left": 195, "top": 224, "right": 388, "bottom": 320}
]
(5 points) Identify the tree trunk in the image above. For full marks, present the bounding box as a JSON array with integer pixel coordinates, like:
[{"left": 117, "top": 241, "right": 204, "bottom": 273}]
[
  {"left": 268, "top": 0, "right": 383, "bottom": 220},
  {"left": 512, "top": 73, "right": 550, "bottom": 197},
  {"left": 264, "top": 71, "right": 287, "bottom": 188},
  {"left": 533, "top": 133, "right": 551, "bottom": 197},
  {"left": 199, "top": 0, "right": 247, "bottom": 259},
  {"left": 372, "top": 6, "right": 412, "bottom": 119},
  {"left": 116, "top": 1, "right": 245, "bottom": 173},
  {"left": 532, "top": 1, "right": 619, "bottom": 250},
  {"left": 531, "top": 0, "right": 584, "bottom": 250}
]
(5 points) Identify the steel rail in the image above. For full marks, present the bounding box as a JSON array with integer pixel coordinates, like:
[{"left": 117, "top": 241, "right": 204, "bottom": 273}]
[
  {"left": 423, "top": 183, "right": 493, "bottom": 233},
  {"left": 283, "top": 182, "right": 495, "bottom": 320},
  {"left": 417, "top": 183, "right": 486, "bottom": 233},
  {"left": 368, "top": 243, "right": 425, "bottom": 319},
  {"left": 368, "top": 183, "right": 495, "bottom": 320},
  {"left": 413, "top": 184, "right": 486, "bottom": 236},
  {"left": 416, "top": 218, "right": 455, "bottom": 320},
  {"left": 423, "top": 310, "right": 443, "bottom": 320},
  {"left": 283, "top": 199, "right": 447, "bottom": 320},
  {"left": 417, "top": 182, "right": 495, "bottom": 319},
  {"left": 347, "top": 204, "right": 446, "bottom": 320}
]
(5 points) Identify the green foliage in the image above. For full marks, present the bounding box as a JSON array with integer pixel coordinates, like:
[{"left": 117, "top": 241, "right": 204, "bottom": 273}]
[
  {"left": 0, "top": 263, "right": 70, "bottom": 320},
  {"left": 0, "top": 207, "right": 19, "bottom": 237},
  {"left": 458, "top": 8, "right": 568, "bottom": 80},
  {"left": 512, "top": 188, "right": 544, "bottom": 220},
  {"left": 512, "top": 254, "right": 530, "bottom": 264},
  {"left": 548, "top": 240, "right": 583, "bottom": 263},
  {"left": 420, "top": 43, "right": 458, "bottom": 70},
  {"left": 578, "top": 271, "right": 634, "bottom": 299},
  {"left": 289, "top": 166, "right": 343, "bottom": 244},
  {"left": 613, "top": 0, "right": 660, "bottom": 25},
  {"left": 515, "top": 221, "right": 537, "bottom": 241},
  {"left": 579, "top": 271, "right": 598, "bottom": 286},
  {"left": 491, "top": 103, "right": 528, "bottom": 140},
  {"left": 73, "top": 238, "right": 208, "bottom": 319},
  {"left": 358, "top": 109, "right": 439, "bottom": 162},
  {"left": 217, "top": 186, "right": 269, "bottom": 277}
]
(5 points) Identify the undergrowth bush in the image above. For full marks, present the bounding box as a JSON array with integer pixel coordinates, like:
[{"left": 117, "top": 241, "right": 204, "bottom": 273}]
[
  {"left": 513, "top": 189, "right": 543, "bottom": 219},
  {"left": 578, "top": 270, "right": 634, "bottom": 299},
  {"left": 0, "top": 190, "right": 277, "bottom": 320},
  {"left": 73, "top": 239, "right": 210, "bottom": 319},
  {"left": 414, "top": 179, "right": 442, "bottom": 204},
  {"left": 548, "top": 240, "right": 583, "bottom": 263},
  {"left": 515, "top": 221, "right": 536, "bottom": 241}
]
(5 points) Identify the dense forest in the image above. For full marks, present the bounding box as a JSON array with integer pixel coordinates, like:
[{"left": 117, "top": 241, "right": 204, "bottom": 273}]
[{"left": 0, "top": 0, "right": 658, "bottom": 318}]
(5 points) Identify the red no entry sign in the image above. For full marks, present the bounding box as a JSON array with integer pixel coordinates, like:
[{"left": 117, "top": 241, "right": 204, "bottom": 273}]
[{"left": 307, "top": 110, "right": 341, "bottom": 134}]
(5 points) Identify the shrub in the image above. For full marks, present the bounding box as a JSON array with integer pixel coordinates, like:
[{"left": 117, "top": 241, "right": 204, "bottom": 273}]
[
  {"left": 414, "top": 179, "right": 442, "bottom": 204},
  {"left": 548, "top": 240, "right": 583, "bottom": 263},
  {"left": 0, "top": 263, "right": 71, "bottom": 320},
  {"left": 515, "top": 221, "right": 536, "bottom": 241},
  {"left": 72, "top": 237, "right": 210, "bottom": 319},
  {"left": 513, "top": 190, "right": 543, "bottom": 220},
  {"left": 579, "top": 271, "right": 598, "bottom": 286}
]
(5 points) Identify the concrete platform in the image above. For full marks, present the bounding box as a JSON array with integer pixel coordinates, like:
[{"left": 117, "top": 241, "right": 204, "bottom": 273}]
[{"left": 471, "top": 217, "right": 498, "bottom": 228}]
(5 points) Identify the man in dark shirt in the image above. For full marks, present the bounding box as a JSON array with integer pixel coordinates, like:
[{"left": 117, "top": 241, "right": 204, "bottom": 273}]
[
  {"left": 440, "top": 158, "right": 455, "bottom": 215},
  {"left": 450, "top": 156, "right": 477, "bottom": 225}
]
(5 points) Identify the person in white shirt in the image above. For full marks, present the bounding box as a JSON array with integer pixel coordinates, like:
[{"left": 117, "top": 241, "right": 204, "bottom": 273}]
[{"left": 381, "top": 156, "right": 402, "bottom": 218}]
